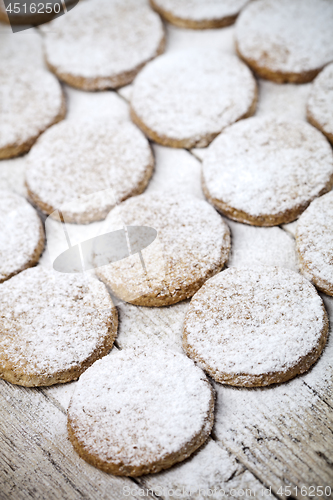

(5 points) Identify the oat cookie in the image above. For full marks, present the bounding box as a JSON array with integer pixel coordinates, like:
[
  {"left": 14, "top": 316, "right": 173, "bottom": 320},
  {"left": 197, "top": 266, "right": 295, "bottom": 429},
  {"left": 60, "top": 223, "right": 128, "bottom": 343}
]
[
  {"left": 43, "top": 0, "right": 165, "bottom": 91},
  {"left": 130, "top": 50, "right": 257, "bottom": 148},
  {"left": 25, "top": 120, "right": 154, "bottom": 224},
  {"left": 236, "top": 0, "right": 333, "bottom": 83},
  {"left": 296, "top": 191, "right": 333, "bottom": 297},
  {"left": 67, "top": 348, "right": 214, "bottom": 476},
  {"left": 0, "top": 266, "right": 117, "bottom": 386},
  {"left": 183, "top": 267, "right": 329, "bottom": 387},
  {"left": 202, "top": 117, "right": 333, "bottom": 226},
  {"left": 0, "top": 190, "right": 44, "bottom": 283},
  {"left": 0, "top": 64, "right": 65, "bottom": 159},
  {"left": 150, "top": 0, "right": 248, "bottom": 29},
  {"left": 95, "top": 192, "right": 230, "bottom": 306},
  {"left": 307, "top": 63, "right": 333, "bottom": 145}
]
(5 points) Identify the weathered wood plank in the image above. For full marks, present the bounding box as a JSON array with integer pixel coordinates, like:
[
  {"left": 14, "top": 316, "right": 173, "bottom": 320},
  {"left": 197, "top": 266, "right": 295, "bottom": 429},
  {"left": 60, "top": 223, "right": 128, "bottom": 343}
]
[
  {"left": 0, "top": 380, "right": 149, "bottom": 500},
  {"left": 139, "top": 439, "right": 273, "bottom": 499}
]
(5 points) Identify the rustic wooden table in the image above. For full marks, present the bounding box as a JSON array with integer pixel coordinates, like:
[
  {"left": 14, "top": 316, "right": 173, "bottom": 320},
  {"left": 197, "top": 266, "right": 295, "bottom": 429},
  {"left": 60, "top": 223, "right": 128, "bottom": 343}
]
[{"left": 0, "top": 20, "right": 332, "bottom": 500}]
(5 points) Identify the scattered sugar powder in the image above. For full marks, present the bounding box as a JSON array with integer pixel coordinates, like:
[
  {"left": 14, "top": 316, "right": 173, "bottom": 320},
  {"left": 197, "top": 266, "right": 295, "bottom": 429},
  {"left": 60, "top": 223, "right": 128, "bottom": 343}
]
[
  {"left": 202, "top": 116, "right": 333, "bottom": 223},
  {"left": 236, "top": 0, "right": 333, "bottom": 75},
  {"left": 0, "top": 190, "right": 44, "bottom": 282},
  {"left": 183, "top": 267, "right": 328, "bottom": 385},
  {"left": 296, "top": 191, "right": 333, "bottom": 296},
  {"left": 227, "top": 220, "right": 298, "bottom": 272},
  {"left": 0, "top": 25, "right": 44, "bottom": 68},
  {"left": 0, "top": 266, "right": 116, "bottom": 380},
  {"left": 67, "top": 348, "right": 214, "bottom": 469},
  {"left": 130, "top": 49, "right": 256, "bottom": 147},
  {"left": 25, "top": 119, "right": 153, "bottom": 224}
]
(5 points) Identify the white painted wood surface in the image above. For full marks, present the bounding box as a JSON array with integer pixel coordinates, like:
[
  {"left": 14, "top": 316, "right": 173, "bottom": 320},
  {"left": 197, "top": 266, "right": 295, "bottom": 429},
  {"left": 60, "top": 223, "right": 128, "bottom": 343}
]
[{"left": 0, "top": 17, "right": 332, "bottom": 500}]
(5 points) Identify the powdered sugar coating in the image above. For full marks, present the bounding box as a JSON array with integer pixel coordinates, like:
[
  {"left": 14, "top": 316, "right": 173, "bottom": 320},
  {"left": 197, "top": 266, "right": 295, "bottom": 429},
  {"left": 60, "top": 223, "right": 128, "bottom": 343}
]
[
  {"left": 130, "top": 50, "right": 257, "bottom": 148},
  {"left": 150, "top": 0, "right": 248, "bottom": 23},
  {"left": 0, "top": 64, "right": 64, "bottom": 158},
  {"left": 183, "top": 267, "right": 328, "bottom": 386},
  {"left": 25, "top": 120, "right": 154, "bottom": 224},
  {"left": 0, "top": 25, "right": 44, "bottom": 68},
  {"left": 202, "top": 116, "right": 333, "bottom": 226},
  {"left": 236, "top": 0, "right": 333, "bottom": 82},
  {"left": 43, "top": 0, "right": 165, "bottom": 90},
  {"left": 95, "top": 192, "right": 230, "bottom": 306},
  {"left": 0, "top": 266, "right": 117, "bottom": 386},
  {"left": 296, "top": 191, "right": 333, "bottom": 296},
  {"left": 67, "top": 348, "right": 214, "bottom": 475},
  {"left": 0, "top": 190, "right": 44, "bottom": 283},
  {"left": 307, "top": 63, "right": 333, "bottom": 143}
]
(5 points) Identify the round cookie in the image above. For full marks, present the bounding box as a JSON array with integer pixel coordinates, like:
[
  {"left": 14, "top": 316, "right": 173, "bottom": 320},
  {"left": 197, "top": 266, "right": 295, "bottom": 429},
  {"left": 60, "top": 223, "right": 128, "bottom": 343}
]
[
  {"left": 25, "top": 120, "right": 154, "bottom": 224},
  {"left": 183, "top": 267, "right": 329, "bottom": 387},
  {"left": 296, "top": 191, "right": 333, "bottom": 297},
  {"left": 95, "top": 192, "right": 230, "bottom": 306},
  {"left": 130, "top": 50, "right": 257, "bottom": 148},
  {"left": 235, "top": 0, "right": 333, "bottom": 84},
  {"left": 67, "top": 348, "right": 214, "bottom": 476},
  {"left": 0, "top": 266, "right": 118, "bottom": 387},
  {"left": 149, "top": 0, "right": 249, "bottom": 29},
  {"left": 43, "top": 0, "right": 165, "bottom": 91},
  {"left": 0, "top": 190, "right": 44, "bottom": 283},
  {"left": 202, "top": 117, "right": 333, "bottom": 226},
  {"left": 0, "top": 64, "right": 65, "bottom": 159},
  {"left": 307, "top": 63, "right": 333, "bottom": 145}
]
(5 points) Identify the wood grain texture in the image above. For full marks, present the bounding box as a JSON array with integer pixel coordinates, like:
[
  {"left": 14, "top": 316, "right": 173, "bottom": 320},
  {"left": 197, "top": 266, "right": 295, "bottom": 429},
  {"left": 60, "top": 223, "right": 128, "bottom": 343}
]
[{"left": 0, "top": 380, "right": 149, "bottom": 500}]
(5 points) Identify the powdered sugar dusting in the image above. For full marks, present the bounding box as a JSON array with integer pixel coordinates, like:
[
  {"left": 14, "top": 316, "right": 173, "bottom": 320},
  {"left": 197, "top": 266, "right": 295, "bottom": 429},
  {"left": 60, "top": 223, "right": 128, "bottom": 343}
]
[
  {"left": 183, "top": 267, "right": 327, "bottom": 383},
  {"left": 0, "top": 25, "right": 45, "bottom": 68},
  {"left": 44, "top": 0, "right": 164, "bottom": 86},
  {"left": 151, "top": 0, "right": 248, "bottom": 22},
  {"left": 227, "top": 220, "right": 298, "bottom": 272},
  {"left": 202, "top": 116, "right": 333, "bottom": 222},
  {"left": 131, "top": 50, "right": 256, "bottom": 147},
  {"left": 95, "top": 192, "right": 230, "bottom": 305},
  {"left": 0, "top": 266, "right": 116, "bottom": 379},
  {"left": 0, "top": 190, "right": 44, "bottom": 282},
  {"left": 68, "top": 348, "right": 213, "bottom": 468},
  {"left": 25, "top": 119, "right": 153, "bottom": 224},
  {"left": 296, "top": 191, "right": 333, "bottom": 295},
  {"left": 236, "top": 0, "right": 333, "bottom": 75},
  {"left": 116, "top": 301, "right": 188, "bottom": 352},
  {"left": 307, "top": 63, "right": 333, "bottom": 139},
  {"left": 0, "top": 64, "right": 64, "bottom": 153}
]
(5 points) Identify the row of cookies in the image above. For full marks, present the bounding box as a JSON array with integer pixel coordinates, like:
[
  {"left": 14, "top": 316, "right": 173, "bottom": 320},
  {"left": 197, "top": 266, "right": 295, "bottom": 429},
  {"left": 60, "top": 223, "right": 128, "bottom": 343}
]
[
  {"left": 1, "top": 185, "right": 332, "bottom": 373},
  {"left": 3, "top": 58, "right": 333, "bottom": 227},
  {"left": 1, "top": 0, "right": 333, "bottom": 159},
  {"left": 3, "top": 0, "right": 332, "bottom": 85}
]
